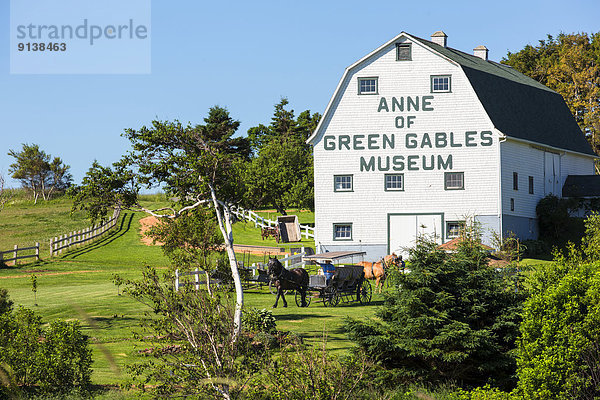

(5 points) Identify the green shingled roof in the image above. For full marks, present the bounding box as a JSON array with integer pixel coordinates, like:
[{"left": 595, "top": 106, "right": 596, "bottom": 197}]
[{"left": 417, "top": 37, "right": 596, "bottom": 157}]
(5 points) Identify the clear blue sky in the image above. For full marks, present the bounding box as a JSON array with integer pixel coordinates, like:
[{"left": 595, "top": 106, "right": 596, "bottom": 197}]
[{"left": 1, "top": 0, "right": 599, "bottom": 188}]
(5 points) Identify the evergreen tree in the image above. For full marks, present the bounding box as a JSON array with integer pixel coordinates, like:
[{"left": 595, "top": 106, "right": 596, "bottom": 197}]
[{"left": 346, "top": 237, "right": 524, "bottom": 389}]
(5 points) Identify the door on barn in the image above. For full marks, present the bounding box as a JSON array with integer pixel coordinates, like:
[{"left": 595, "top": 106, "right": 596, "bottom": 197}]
[
  {"left": 388, "top": 213, "right": 443, "bottom": 258},
  {"left": 544, "top": 152, "right": 561, "bottom": 195}
]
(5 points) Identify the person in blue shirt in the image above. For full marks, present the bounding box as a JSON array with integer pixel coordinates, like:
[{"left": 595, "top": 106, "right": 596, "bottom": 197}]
[{"left": 320, "top": 260, "right": 335, "bottom": 284}]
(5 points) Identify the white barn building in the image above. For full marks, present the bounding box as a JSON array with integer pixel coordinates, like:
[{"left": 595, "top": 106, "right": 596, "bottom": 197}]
[{"left": 307, "top": 31, "right": 597, "bottom": 259}]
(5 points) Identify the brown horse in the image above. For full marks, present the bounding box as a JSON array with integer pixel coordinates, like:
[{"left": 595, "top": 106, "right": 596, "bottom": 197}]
[
  {"left": 357, "top": 254, "right": 401, "bottom": 293},
  {"left": 267, "top": 257, "right": 309, "bottom": 308}
]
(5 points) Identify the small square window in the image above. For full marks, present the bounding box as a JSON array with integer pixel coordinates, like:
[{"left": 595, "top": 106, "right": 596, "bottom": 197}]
[
  {"left": 431, "top": 75, "right": 451, "bottom": 93},
  {"left": 513, "top": 172, "right": 519, "bottom": 190},
  {"left": 385, "top": 174, "right": 404, "bottom": 191},
  {"left": 358, "top": 77, "right": 378, "bottom": 95},
  {"left": 444, "top": 172, "right": 464, "bottom": 190},
  {"left": 334, "top": 224, "right": 352, "bottom": 240},
  {"left": 446, "top": 221, "right": 465, "bottom": 239},
  {"left": 334, "top": 175, "right": 353, "bottom": 192},
  {"left": 529, "top": 176, "right": 534, "bottom": 194},
  {"left": 396, "top": 43, "right": 411, "bottom": 61}
]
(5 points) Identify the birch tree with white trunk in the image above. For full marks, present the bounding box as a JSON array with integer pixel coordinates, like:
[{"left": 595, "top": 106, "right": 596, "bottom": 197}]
[{"left": 70, "top": 106, "right": 251, "bottom": 340}]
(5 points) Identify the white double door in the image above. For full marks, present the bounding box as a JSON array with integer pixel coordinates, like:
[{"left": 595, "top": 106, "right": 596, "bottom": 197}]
[
  {"left": 544, "top": 152, "right": 561, "bottom": 195},
  {"left": 388, "top": 213, "right": 443, "bottom": 258}
]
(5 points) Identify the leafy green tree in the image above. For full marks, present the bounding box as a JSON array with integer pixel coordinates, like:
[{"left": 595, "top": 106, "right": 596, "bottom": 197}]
[
  {"left": 503, "top": 33, "right": 600, "bottom": 157},
  {"left": 346, "top": 238, "right": 524, "bottom": 389},
  {"left": 124, "top": 267, "right": 263, "bottom": 400},
  {"left": 245, "top": 135, "right": 314, "bottom": 213},
  {"left": 68, "top": 160, "right": 137, "bottom": 223},
  {"left": 8, "top": 143, "right": 72, "bottom": 203},
  {"left": 515, "top": 213, "right": 600, "bottom": 399},
  {"left": 245, "top": 99, "right": 319, "bottom": 213},
  {"left": 70, "top": 106, "right": 249, "bottom": 339},
  {"left": 148, "top": 205, "right": 223, "bottom": 270}
]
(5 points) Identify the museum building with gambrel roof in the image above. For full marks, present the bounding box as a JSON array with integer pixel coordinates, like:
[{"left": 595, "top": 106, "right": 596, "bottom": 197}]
[{"left": 307, "top": 31, "right": 597, "bottom": 259}]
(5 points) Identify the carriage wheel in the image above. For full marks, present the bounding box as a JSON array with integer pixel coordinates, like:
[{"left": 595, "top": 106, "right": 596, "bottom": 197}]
[
  {"left": 359, "top": 280, "right": 372, "bottom": 305},
  {"left": 295, "top": 290, "right": 311, "bottom": 307},
  {"left": 323, "top": 286, "right": 339, "bottom": 307}
]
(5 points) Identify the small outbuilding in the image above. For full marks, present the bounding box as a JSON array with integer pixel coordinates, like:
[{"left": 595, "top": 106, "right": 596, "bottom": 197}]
[{"left": 277, "top": 215, "right": 301, "bottom": 242}]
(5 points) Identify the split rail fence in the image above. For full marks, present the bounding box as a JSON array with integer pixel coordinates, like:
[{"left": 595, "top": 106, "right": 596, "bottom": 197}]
[
  {"left": 49, "top": 208, "right": 121, "bottom": 257},
  {"left": 231, "top": 206, "right": 314, "bottom": 239},
  {"left": 0, "top": 243, "right": 40, "bottom": 266}
]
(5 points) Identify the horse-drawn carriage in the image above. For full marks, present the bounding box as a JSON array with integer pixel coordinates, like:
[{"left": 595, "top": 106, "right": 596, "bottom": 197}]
[{"left": 267, "top": 251, "right": 372, "bottom": 308}]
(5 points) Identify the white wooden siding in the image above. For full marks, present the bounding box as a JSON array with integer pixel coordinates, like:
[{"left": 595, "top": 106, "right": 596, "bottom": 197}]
[{"left": 313, "top": 38, "right": 499, "bottom": 249}]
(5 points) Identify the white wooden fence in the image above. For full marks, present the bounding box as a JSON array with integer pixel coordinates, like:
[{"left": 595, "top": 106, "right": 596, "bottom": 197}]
[
  {"left": 0, "top": 243, "right": 40, "bottom": 266},
  {"left": 231, "top": 206, "right": 314, "bottom": 239},
  {"left": 175, "top": 247, "right": 308, "bottom": 291},
  {"left": 50, "top": 208, "right": 121, "bottom": 256}
]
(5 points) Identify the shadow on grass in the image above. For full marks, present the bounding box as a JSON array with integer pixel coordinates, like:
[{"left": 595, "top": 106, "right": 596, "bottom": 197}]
[
  {"left": 274, "top": 312, "right": 331, "bottom": 321},
  {"left": 88, "top": 315, "right": 139, "bottom": 330},
  {"left": 59, "top": 213, "right": 135, "bottom": 260}
]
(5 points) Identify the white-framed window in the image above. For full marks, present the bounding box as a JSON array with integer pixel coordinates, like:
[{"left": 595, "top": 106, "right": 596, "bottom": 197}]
[
  {"left": 431, "top": 75, "right": 451, "bottom": 93},
  {"left": 446, "top": 221, "right": 464, "bottom": 239},
  {"left": 333, "top": 223, "right": 352, "bottom": 240},
  {"left": 334, "top": 175, "right": 353, "bottom": 192},
  {"left": 385, "top": 174, "right": 404, "bottom": 191},
  {"left": 529, "top": 176, "right": 534, "bottom": 194},
  {"left": 444, "top": 172, "right": 464, "bottom": 190},
  {"left": 358, "top": 77, "right": 378, "bottom": 95},
  {"left": 396, "top": 43, "right": 411, "bottom": 61}
]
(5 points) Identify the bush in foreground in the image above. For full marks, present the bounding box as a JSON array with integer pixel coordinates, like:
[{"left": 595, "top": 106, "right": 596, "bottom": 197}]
[{"left": 0, "top": 291, "right": 92, "bottom": 396}]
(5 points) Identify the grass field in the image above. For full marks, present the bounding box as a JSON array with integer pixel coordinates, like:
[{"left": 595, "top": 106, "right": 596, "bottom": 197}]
[{"left": 0, "top": 197, "right": 379, "bottom": 387}]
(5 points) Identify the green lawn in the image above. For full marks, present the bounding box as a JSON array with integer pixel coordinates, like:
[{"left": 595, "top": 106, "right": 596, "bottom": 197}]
[{"left": 0, "top": 199, "right": 376, "bottom": 387}]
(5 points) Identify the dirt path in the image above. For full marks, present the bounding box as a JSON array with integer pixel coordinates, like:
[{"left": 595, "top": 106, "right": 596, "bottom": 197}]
[
  {"left": 0, "top": 270, "right": 97, "bottom": 279},
  {"left": 139, "top": 216, "right": 164, "bottom": 246}
]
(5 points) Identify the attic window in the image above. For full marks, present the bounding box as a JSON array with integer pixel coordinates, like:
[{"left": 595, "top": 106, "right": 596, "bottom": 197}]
[
  {"left": 358, "top": 77, "right": 378, "bottom": 95},
  {"left": 396, "top": 43, "right": 411, "bottom": 61},
  {"left": 431, "top": 75, "right": 451, "bottom": 93}
]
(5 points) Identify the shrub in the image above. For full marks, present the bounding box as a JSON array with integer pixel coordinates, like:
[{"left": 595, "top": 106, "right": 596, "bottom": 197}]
[
  {"left": 0, "top": 288, "right": 13, "bottom": 315},
  {"left": 0, "top": 305, "right": 92, "bottom": 394},
  {"left": 36, "top": 319, "right": 93, "bottom": 391},
  {"left": 242, "top": 308, "right": 277, "bottom": 334},
  {"left": 244, "top": 344, "right": 373, "bottom": 400},
  {"left": 515, "top": 261, "right": 600, "bottom": 399}
]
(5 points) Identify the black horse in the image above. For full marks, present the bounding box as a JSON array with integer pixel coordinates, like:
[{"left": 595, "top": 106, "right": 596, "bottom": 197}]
[{"left": 267, "top": 257, "right": 309, "bottom": 308}]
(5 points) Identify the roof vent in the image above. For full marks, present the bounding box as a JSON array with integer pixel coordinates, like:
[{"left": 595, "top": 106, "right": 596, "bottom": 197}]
[
  {"left": 431, "top": 31, "right": 447, "bottom": 47},
  {"left": 473, "top": 45, "right": 489, "bottom": 61}
]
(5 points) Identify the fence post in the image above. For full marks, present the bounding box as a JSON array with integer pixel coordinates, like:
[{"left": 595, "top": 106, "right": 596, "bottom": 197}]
[
  {"left": 35, "top": 242, "right": 39, "bottom": 261},
  {"left": 13, "top": 245, "right": 18, "bottom": 266},
  {"left": 50, "top": 238, "right": 54, "bottom": 257},
  {"left": 175, "top": 270, "right": 180, "bottom": 291},
  {"left": 195, "top": 268, "right": 200, "bottom": 291},
  {"left": 301, "top": 246, "right": 306, "bottom": 268}
]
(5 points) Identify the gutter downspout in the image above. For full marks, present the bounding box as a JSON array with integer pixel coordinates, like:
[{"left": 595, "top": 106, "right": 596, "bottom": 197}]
[{"left": 498, "top": 134, "right": 507, "bottom": 247}]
